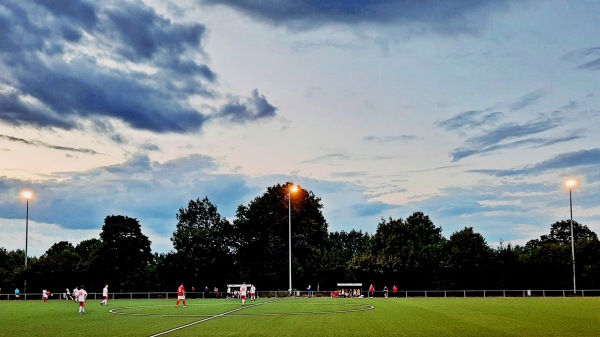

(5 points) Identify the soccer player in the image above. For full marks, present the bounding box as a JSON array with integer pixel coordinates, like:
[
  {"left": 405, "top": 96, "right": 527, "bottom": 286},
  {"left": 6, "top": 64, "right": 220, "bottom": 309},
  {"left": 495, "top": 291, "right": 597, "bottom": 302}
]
[
  {"left": 175, "top": 283, "right": 186, "bottom": 308},
  {"left": 77, "top": 285, "right": 88, "bottom": 314},
  {"left": 392, "top": 285, "right": 398, "bottom": 298},
  {"left": 101, "top": 284, "right": 109, "bottom": 306},
  {"left": 73, "top": 287, "right": 79, "bottom": 302},
  {"left": 250, "top": 284, "right": 256, "bottom": 301},
  {"left": 369, "top": 284, "right": 375, "bottom": 298},
  {"left": 239, "top": 282, "right": 248, "bottom": 306}
]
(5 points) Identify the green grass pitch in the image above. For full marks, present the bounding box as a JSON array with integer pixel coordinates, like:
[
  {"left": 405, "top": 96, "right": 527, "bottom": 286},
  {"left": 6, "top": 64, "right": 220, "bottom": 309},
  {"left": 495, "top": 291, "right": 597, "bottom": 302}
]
[{"left": 1, "top": 297, "right": 598, "bottom": 336}]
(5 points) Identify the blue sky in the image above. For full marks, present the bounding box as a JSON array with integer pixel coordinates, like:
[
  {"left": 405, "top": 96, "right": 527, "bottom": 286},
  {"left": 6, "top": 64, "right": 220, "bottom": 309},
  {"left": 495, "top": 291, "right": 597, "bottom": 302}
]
[{"left": 1, "top": 0, "right": 599, "bottom": 257}]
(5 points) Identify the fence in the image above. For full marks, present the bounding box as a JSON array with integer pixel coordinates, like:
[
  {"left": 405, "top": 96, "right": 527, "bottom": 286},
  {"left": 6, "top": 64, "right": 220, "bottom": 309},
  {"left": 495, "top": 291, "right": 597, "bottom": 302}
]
[{"left": 2, "top": 289, "right": 599, "bottom": 301}]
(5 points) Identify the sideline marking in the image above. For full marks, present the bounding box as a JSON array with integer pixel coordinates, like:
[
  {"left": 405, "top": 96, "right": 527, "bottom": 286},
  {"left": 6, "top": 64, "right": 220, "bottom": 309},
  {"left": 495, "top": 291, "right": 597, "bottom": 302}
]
[{"left": 148, "top": 298, "right": 284, "bottom": 337}]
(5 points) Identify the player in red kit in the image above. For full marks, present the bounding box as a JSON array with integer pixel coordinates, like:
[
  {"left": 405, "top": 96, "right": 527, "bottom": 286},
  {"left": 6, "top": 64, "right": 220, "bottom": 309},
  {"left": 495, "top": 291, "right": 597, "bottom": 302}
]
[{"left": 175, "top": 283, "right": 187, "bottom": 308}]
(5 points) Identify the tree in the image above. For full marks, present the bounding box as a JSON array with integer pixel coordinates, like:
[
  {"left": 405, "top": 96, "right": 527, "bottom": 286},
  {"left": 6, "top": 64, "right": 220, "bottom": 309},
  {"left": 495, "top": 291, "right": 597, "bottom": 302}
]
[
  {"left": 0, "top": 248, "right": 26, "bottom": 290},
  {"left": 446, "top": 227, "right": 493, "bottom": 289},
  {"left": 96, "top": 215, "right": 153, "bottom": 291},
  {"left": 540, "top": 220, "right": 598, "bottom": 244},
  {"left": 323, "top": 230, "right": 370, "bottom": 288},
  {"left": 27, "top": 241, "right": 79, "bottom": 292},
  {"left": 492, "top": 242, "right": 523, "bottom": 289},
  {"left": 171, "top": 197, "right": 236, "bottom": 289},
  {"left": 521, "top": 220, "right": 600, "bottom": 289},
  {"left": 72, "top": 239, "right": 102, "bottom": 290},
  {"left": 234, "top": 183, "right": 329, "bottom": 290},
  {"left": 363, "top": 212, "right": 446, "bottom": 289}
]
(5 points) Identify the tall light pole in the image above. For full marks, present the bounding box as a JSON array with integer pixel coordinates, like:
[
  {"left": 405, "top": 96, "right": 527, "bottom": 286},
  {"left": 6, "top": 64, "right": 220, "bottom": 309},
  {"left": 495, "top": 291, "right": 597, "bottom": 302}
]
[
  {"left": 288, "top": 184, "right": 298, "bottom": 295},
  {"left": 21, "top": 190, "right": 33, "bottom": 296},
  {"left": 565, "top": 179, "right": 577, "bottom": 294}
]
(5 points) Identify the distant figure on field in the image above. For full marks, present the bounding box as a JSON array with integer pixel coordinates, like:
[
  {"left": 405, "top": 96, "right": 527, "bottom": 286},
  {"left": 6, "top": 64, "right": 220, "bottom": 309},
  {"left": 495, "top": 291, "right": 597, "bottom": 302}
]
[
  {"left": 369, "top": 284, "right": 375, "bottom": 298},
  {"left": 175, "top": 283, "right": 187, "bottom": 308},
  {"left": 383, "top": 286, "right": 388, "bottom": 298},
  {"left": 393, "top": 285, "right": 398, "bottom": 298},
  {"left": 42, "top": 289, "right": 49, "bottom": 302},
  {"left": 15, "top": 288, "right": 20, "bottom": 299},
  {"left": 307, "top": 285, "right": 313, "bottom": 298},
  {"left": 240, "top": 282, "right": 248, "bottom": 306},
  {"left": 250, "top": 284, "right": 256, "bottom": 301},
  {"left": 101, "top": 284, "right": 109, "bottom": 306}
]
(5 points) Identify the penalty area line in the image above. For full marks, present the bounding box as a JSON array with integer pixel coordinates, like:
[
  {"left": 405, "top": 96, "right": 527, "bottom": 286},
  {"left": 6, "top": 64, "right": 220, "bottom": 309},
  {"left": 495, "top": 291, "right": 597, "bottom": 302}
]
[{"left": 148, "top": 298, "right": 284, "bottom": 337}]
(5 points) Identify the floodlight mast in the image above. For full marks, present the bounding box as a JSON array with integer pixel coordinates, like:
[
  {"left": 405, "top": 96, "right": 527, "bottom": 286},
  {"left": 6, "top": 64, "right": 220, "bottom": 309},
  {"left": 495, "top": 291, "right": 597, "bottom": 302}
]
[
  {"left": 288, "top": 184, "right": 298, "bottom": 295},
  {"left": 565, "top": 179, "right": 577, "bottom": 294},
  {"left": 21, "top": 190, "right": 33, "bottom": 296}
]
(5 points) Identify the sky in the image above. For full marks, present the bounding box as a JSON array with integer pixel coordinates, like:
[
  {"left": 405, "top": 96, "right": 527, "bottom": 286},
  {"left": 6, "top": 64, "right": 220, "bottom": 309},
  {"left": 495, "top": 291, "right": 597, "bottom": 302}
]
[{"left": 1, "top": 0, "right": 599, "bottom": 258}]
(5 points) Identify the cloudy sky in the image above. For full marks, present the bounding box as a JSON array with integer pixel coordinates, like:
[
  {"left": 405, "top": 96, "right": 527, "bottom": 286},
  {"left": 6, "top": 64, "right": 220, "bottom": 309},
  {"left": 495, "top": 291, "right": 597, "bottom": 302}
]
[{"left": 1, "top": 0, "right": 599, "bottom": 257}]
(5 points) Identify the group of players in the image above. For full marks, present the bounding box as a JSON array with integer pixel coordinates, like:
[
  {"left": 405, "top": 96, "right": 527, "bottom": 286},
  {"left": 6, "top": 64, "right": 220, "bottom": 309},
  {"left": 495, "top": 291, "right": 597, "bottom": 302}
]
[
  {"left": 60, "top": 284, "right": 109, "bottom": 314},
  {"left": 176, "top": 282, "right": 256, "bottom": 308}
]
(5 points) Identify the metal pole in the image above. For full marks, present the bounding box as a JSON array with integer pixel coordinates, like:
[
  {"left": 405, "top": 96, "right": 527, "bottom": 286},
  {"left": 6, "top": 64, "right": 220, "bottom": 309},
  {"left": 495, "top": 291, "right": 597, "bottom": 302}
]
[
  {"left": 25, "top": 198, "right": 29, "bottom": 295},
  {"left": 569, "top": 188, "right": 576, "bottom": 294},
  {"left": 288, "top": 191, "right": 292, "bottom": 294}
]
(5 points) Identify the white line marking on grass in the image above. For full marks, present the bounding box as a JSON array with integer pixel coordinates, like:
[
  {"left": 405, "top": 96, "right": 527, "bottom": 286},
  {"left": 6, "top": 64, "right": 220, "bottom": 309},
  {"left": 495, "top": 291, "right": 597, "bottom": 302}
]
[
  {"left": 225, "top": 303, "right": 375, "bottom": 316},
  {"left": 148, "top": 298, "right": 284, "bottom": 337}
]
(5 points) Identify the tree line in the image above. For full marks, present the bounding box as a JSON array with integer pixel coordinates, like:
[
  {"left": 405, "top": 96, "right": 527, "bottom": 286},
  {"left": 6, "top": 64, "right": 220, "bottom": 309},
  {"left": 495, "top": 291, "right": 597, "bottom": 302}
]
[{"left": 1, "top": 182, "right": 599, "bottom": 294}]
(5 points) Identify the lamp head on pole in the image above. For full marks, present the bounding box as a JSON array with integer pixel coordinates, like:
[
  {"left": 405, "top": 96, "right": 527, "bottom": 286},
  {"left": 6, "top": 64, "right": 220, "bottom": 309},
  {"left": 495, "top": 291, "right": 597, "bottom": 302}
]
[
  {"left": 565, "top": 179, "right": 577, "bottom": 189},
  {"left": 290, "top": 185, "right": 299, "bottom": 193},
  {"left": 21, "top": 191, "right": 33, "bottom": 200}
]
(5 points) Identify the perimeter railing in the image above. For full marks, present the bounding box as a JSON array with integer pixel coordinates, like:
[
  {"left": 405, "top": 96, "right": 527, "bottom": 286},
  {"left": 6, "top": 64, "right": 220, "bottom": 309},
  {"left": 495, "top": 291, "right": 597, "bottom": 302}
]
[{"left": 2, "top": 289, "right": 599, "bottom": 301}]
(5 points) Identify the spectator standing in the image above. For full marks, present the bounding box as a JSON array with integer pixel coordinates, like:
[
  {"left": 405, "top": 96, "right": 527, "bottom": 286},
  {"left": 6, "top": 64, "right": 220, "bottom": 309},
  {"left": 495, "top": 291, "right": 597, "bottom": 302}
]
[
  {"left": 393, "top": 285, "right": 398, "bottom": 298},
  {"left": 307, "top": 285, "right": 313, "bottom": 298},
  {"left": 369, "top": 284, "right": 375, "bottom": 298}
]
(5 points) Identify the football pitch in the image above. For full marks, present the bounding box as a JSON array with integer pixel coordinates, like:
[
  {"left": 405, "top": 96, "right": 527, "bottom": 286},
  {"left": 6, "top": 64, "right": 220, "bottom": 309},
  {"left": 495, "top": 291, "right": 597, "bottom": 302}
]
[{"left": 1, "top": 297, "right": 598, "bottom": 336}]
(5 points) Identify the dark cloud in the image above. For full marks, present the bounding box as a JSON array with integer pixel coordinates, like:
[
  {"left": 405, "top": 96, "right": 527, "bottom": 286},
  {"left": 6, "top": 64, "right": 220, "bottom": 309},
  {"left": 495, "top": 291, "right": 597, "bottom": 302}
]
[
  {"left": 451, "top": 134, "right": 582, "bottom": 162},
  {"left": 450, "top": 117, "right": 565, "bottom": 161},
  {"left": 470, "top": 148, "right": 600, "bottom": 177},
  {"left": 201, "top": 0, "right": 513, "bottom": 33},
  {"left": 436, "top": 110, "right": 504, "bottom": 131},
  {"left": 509, "top": 90, "right": 545, "bottom": 112},
  {"left": 214, "top": 89, "right": 277, "bottom": 123},
  {"left": 0, "top": 134, "right": 99, "bottom": 155},
  {"left": 0, "top": 1, "right": 271, "bottom": 135},
  {"left": 302, "top": 153, "right": 349, "bottom": 164},
  {"left": 563, "top": 47, "right": 600, "bottom": 71},
  {"left": 363, "top": 135, "right": 419, "bottom": 143},
  {"left": 35, "top": 0, "right": 99, "bottom": 29},
  {"left": 104, "top": 3, "right": 209, "bottom": 72}
]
